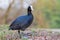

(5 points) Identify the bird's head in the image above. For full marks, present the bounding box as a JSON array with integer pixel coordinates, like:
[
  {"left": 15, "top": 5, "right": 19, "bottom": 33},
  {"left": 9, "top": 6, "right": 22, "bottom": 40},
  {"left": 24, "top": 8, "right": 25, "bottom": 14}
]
[{"left": 28, "top": 5, "right": 33, "bottom": 12}]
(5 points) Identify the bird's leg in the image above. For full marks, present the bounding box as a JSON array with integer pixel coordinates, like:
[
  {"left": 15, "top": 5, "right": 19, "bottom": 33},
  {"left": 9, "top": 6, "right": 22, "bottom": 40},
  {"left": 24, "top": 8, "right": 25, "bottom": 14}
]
[{"left": 18, "top": 30, "right": 21, "bottom": 38}]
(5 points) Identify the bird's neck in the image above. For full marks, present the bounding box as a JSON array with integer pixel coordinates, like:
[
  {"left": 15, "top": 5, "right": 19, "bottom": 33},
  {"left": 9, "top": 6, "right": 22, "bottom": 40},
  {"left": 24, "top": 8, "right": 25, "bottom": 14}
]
[{"left": 28, "top": 11, "right": 32, "bottom": 15}]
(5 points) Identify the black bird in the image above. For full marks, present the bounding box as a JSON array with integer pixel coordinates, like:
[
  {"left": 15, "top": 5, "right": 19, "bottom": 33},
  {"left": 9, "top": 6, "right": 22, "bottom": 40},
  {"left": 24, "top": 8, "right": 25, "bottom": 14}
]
[{"left": 9, "top": 5, "right": 34, "bottom": 38}]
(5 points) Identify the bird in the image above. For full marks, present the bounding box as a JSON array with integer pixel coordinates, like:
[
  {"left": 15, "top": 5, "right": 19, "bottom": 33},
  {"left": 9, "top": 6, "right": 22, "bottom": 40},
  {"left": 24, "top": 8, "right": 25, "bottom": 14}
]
[{"left": 9, "top": 5, "right": 34, "bottom": 38}]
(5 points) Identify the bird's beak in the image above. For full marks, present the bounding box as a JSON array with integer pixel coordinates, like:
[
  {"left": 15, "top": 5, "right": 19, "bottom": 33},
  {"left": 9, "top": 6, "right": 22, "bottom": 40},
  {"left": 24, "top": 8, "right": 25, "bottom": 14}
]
[{"left": 30, "top": 5, "right": 34, "bottom": 11}]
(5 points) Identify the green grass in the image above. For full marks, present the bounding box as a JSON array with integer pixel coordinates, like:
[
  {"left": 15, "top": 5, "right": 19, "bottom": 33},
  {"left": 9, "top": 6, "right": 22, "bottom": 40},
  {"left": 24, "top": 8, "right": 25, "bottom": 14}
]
[
  {"left": 0, "top": 25, "right": 9, "bottom": 31},
  {"left": 0, "top": 25, "right": 38, "bottom": 40},
  {"left": 0, "top": 25, "right": 20, "bottom": 40},
  {"left": 0, "top": 25, "right": 60, "bottom": 40}
]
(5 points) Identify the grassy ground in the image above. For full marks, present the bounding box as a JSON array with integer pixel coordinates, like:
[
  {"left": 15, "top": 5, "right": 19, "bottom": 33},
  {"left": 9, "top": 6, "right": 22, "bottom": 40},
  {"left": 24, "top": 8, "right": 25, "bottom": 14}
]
[{"left": 0, "top": 25, "right": 60, "bottom": 40}]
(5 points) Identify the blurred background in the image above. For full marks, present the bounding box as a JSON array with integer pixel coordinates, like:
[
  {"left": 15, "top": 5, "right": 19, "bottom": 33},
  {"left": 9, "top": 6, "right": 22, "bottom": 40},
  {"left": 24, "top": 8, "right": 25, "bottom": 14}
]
[{"left": 0, "top": 0, "right": 60, "bottom": 28}]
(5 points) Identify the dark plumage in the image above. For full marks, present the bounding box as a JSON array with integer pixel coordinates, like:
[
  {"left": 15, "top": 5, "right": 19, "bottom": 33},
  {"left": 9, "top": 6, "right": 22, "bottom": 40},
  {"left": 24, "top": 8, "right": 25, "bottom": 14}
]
[{"left": 9, "top": 5, "right": 33, "bottom": 38}]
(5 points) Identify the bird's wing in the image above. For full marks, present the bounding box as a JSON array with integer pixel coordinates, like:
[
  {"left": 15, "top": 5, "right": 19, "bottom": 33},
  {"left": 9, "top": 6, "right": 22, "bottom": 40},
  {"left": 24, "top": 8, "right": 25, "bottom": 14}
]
[{"left": 10, "top": 16, "right": 28, "bottom": 27}]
